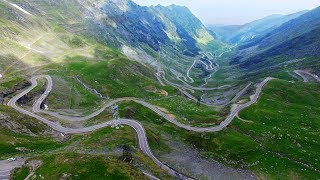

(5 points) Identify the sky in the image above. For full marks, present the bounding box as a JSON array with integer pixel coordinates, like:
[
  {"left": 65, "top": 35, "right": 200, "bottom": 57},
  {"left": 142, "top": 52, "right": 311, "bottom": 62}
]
[{"left": 132, "top": 0, "right": 320, "bottom": 25}]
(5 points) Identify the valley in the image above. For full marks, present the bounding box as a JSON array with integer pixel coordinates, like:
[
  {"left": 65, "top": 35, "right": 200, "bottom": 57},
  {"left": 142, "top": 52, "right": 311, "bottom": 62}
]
[{"left": 0, "top": 0, "right": 320, "bottom": 179}]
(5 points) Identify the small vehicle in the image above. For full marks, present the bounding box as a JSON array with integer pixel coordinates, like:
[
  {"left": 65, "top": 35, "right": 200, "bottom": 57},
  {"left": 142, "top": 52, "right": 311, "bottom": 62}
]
[{"left": 7, "top": 157, "right": 16, "bottom": 162}]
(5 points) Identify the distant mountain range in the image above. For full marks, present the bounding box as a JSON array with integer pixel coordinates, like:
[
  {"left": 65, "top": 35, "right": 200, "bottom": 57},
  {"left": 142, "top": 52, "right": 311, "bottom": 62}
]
[
  {"left": 229, "top": 6, "right": 320, "bottom": 71},
  {"left": 1, "top": 0, "right": 319, "bottom": 81},
  {"left": 208, "top": 10, "right": 307, "bottom": 44}
]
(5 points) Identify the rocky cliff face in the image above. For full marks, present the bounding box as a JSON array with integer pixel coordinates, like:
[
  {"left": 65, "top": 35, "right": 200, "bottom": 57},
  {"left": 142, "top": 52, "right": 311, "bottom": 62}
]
[{"left": 87, "top": 0, "right": 214, "bottom": 57}]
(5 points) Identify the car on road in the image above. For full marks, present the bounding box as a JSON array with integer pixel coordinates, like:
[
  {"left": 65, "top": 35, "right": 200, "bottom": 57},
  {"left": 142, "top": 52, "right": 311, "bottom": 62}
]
[{"left": 7, "top": 157, "right": 16, "bottom": 162}]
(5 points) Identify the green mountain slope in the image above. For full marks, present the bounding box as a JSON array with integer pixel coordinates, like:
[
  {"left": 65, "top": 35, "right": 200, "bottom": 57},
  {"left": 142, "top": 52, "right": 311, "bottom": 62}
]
[
  {"left": 0, "top": 0, "right": 172, "bottom": 110},
  {"left": 208, "top": 10, "right": 307, "bottom": 44},
  {"left": 229, "top": 6, "right": 320, "bottom": 76}
]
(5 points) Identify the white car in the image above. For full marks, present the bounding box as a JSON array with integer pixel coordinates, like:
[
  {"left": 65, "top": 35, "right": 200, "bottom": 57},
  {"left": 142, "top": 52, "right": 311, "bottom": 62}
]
[{"left": 7, "top": 157, "right": 16, "bottom": 162}]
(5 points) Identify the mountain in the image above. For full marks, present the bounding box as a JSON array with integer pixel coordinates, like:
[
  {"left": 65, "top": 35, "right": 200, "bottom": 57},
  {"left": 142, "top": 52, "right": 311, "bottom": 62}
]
[
  {"left": 88, "top": 0, "right": 215, "bottom": 58},
  {"left": 0, "top": 0, "right": 174, "bottom": 105},
  {"left": 0, "top": 0, "right": 222, "bottom": 86},
  {"left": 208, "top": 11, "right": 307, "bottom": 44},
  {"left": 231, "top": 6, "right": 320, "bottom": 71},
  {"left": 1, "top": 1, "right": 320, "bottom": 179},
  {"left": 152, "top": 5, "right": 214, "bottom": 45}
]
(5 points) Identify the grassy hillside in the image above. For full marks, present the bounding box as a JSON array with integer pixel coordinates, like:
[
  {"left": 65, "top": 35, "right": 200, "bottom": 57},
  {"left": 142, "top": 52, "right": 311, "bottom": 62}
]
[
  {"left": 0, "top": 105, "right": 66, "bottom": 159},
  {"left": 231, "top": 6, "right": 320, "bottom": 73},
  {"left": 13, "top": 153, "right": 146, "bottom": 180},
  {"left": 0, "top": 105, "right": 172, "bottom": 179},
  {"left": 1, "top": 0, "right": 319, "bottom": 179},
  {"left": 0, "top": 0, "right": 171, "bottom": 110},
  {"left": 236, "top": 80, "right": 320, "bottom": 170},
  {"left": 118, "top": 79, "right": 320, "bottom": 179}
]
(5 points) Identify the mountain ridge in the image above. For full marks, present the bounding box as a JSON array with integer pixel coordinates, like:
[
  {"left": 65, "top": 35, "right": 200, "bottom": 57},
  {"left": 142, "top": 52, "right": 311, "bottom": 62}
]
[
  {"left": 208, "top": 10, "right": 307, "bottom": 44},
  {"left": 231, "top": 6, "right": 320, "bottom": 70}
]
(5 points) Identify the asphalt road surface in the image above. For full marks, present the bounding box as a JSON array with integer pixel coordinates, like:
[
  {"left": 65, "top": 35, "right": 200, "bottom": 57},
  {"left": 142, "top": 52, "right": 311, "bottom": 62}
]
[
  {"left": 30, "top": 76, "right": 272, "bottom": 132},
  {"left": 0, "top": 157, "right": 26, "bottom": 180},
  {"left": 5, "top": 75, "right": 276, "bottom": 178},
  {"left": 294, "top": 70, "right": 320, "bottom": 82},
  {"left": 7, "top": 76, "right": 192, "bottom": 179}
]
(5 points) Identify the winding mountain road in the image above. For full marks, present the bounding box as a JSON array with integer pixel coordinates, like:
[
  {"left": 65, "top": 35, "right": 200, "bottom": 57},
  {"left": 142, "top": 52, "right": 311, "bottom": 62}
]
[
  {"left": 30, "top": 75, "right": 268, "bottom": 132},
  {"left": 0, "top": 158, "right": 26, "bottom": 180},
  {"left": 157, "top": 48, "right": 232, "bottom": 92},
  {"left": 201, "top": 82, "right": 252, "bottom": 107},
  {"left": 185, "top": 59, "right": 218, "bottom": 84},
  {"left": 8, "top": 80, "right": 190, "bottom": 179},
  {"left": 15, "top": 75, "right": 272, "bottom": 132},
  {"left": 185, "top": 51, "right": 222, "bottom": 86},
  {"left": 159, "top": 72, "right": 231, "bottom": 91},
  {"left": 6, "top": 74, "right": 277, "bottom": 178},
  {"left": 294, "top": 70, "right": 320, "bottom": 82},
  {"left": 294, "top": 70, "right": 309, "bottom": 82}
]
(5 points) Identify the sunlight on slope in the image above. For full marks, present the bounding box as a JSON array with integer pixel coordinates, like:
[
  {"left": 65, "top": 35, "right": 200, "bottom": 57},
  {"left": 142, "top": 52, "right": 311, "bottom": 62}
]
[{"left": 194, "top": 28, "right": 214, "bottom": 45}]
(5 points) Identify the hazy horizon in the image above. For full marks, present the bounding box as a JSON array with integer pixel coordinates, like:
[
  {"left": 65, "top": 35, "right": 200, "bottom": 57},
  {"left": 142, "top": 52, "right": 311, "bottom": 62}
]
[{"left": 132, "top": 0, "right": 320, "bottom": 25}]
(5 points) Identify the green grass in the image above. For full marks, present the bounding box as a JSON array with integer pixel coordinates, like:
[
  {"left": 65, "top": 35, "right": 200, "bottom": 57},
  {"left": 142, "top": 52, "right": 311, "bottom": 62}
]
[
  {"left": 271, "top": 71, "right": 296, "bottom": 81},
  {"left": 0, "top": 129, "right": 66, "bottom": 159},
  {"left": 0, "top": 75, "right": 26, "bottom": 92},
  {"left": 47, "top": 54, "right": 165, "bottom": 100},
  {"left": 12, "top": 166, "right": 30, "bottom": 180},
  {"left": 48, "top": 75, "right": 102, "bottom": 109},
  {"left": 65, "top": 125, "right": 172, "bottom": 179},
  {"left": 63, "top": 35, "right": 86, "bottom": 48},
  {"left": 0, "top": 105, "right": 67, "bottom": 159},
  {"left": 0, "top": 104, "right": 172, "bottom": 179},
  {"left": 186, "top": 80, "right": 320, "bottom": 179},
  {"left": 84, "top": 110, "right": 114, "bottom": 127},
  {"left": 1, "top": 0, "right": 319, "bottom": 178},
  {"left": 70, "top": 126, "right": 137, "bottom": 152},
  {"left": 148, "top": 96, "right": 223, "bottom": 126},
  {"left": 119, "top": 101, "right": 171, "bottom": 153},
  {"left": 236, "top": 80, "right": 320, "bottom": 170},
  {"left": 94, "top": 46, "right": 122, "bottom": 60},
  {"left": 27, "top": 153, "right": 146, "bottom": 179},
  {"left": 0, "top": 105, "right": 50, "bottom": 135},
  {"left": 117, "top": 80, "right": 320, "bottom": 179}
]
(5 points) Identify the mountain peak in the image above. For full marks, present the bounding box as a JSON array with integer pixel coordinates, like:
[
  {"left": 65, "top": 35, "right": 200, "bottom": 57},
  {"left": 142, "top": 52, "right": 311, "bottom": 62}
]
[{"left": 105, "top": 0, "right": 137, "bottom": 12}]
